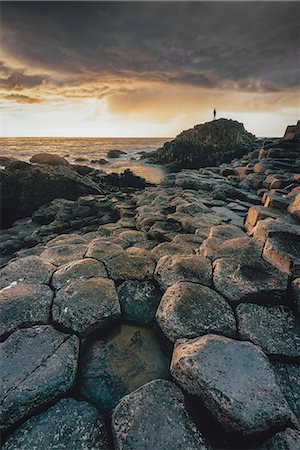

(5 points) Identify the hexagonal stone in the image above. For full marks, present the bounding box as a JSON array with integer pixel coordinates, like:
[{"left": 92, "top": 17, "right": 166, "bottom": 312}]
[
  {"left": 112, "top": 380, "right": 207, "bottom": 450},
  {"left": 105, "top": 251, "right": 156, "bottom": 282},
  {"left": 151, "top": 242, "right": 193, "bottom": 261},
  {"left": 171, "top": 335, "right": 291, "bottom": 437},
  {"left": 85, "top": 239, "right": 125, "bottom": 261},
  {"left": 156, "top": 282, "right": 236, "bottom": 343},
  {"left": 2, "top": 398, "right": 109, "bottom": 450},
  {"left": 0, "top": 326, "right": 79, "bottom": 431},
  {"left": 117, "top": 280, "right": 161, "bottom": 325},
  {"left": 237, "top": 304, "right": 300, "bottom": 358},
  {"left": 0, "top": 256, "right": 55, "bottom": 289},
  {"left": 0, "top": 283, "right": 53, "bottom": 340},
  {"left": 263, "top": 234, "right": 300, "bottom": 277},
  {"left": 213, "top": 257, "right": 288, "bottom": 304},
  {"left": 46, "top": 233, "right": 88, "bottom": 247},
  {"left": 154, "top": 255, "right": 212, "bottom": 290},
  {"left": 52, "top": 277, "right": 120, "bottom": 336},
  {"left": 40, "top": 244, "right": 87, "bottom": 266},
  {"left": 80, "top": 324, "right": 169, "bottom": 411},
  {"left": 52, "top": 258, "right": 107, "bottom": 290}
]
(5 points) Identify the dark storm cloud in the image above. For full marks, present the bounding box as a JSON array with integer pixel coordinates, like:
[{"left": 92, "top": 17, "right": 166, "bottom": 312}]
[
  {"left": 0, "top": 70, "right": 48, "bottom": 90},
  {"left": 1, "top": 1, "right": 299, "bottom": 93}
]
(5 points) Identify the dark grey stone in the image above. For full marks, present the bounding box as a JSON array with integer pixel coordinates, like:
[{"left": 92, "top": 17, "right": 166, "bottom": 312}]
[
  {"left": 0, "top": 283, "right": 53, "bottom": 339},
  {"left": 237, "top": 304, "right": 300, "bottom": 358},
  {"left": 52, "top": 277, "right": 120, "bottom": 336},
  {"left": 117, "top": 280, "right": 161, "bottom": 325},
  {"left": 112, "top": 379, "right": 207, "bottom": 450},
  {"left": 156, "top": 282, "right": 236, "bottom": 342},
  {"left": 272, "top": 362, "right": 300, "bottom": 424},
  {"left": 0, "top": 325, "right": 79, "bottom": 431},
  {"left": 2, "top": 398, "right": 109, "bottom": 450},
  {"left": 258, "top": 428, "right": 300, "bottom": 450},
  {"left": 171, "top": 335, "right": 291, "bottom": 437},
  {"left": 0, "top": 256, "right": 55, "bottom": 289}
]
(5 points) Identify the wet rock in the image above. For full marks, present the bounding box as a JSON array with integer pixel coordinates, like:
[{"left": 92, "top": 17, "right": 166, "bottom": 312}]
[
  {"left": 2, "top": 398, "right": 109, "bottom": 450},
  {"left": 271, "top": 362, "right": 300, "bottom": 424},
  {"left": 156, "top": 282, "right": 236, "bottom": 342},
  {"left": 111, "top": 379, "right": 207, "bottom": 450},
  {"left": 213, "top": 256, "right": 288, "bottom": 304},
  {"left": 52, "top": 277, "right": 120, "bottom": 336},
  {"left": 0, "top": 325, "right": 79, "bottom": 431},
  {"left": 0, "top": 283, "right": 53, "bottom": 340},
  {"left": 171, "top": 335, "right": 291, "bottom": 437},
  {"left": 105, "top": 251, "right": 156, "bottom": 282},
  {"left": 40, "top": 244, "right": 87, "bottom": 266},
  {"left": 258, "top": 428, "right": 300, "bottom": 450},
  {"left": 52, "top": 258, "right": 107, "bottom": 290},
  {"left": 0, "top": 256, "right": 55, "bottom": 289},
  {"left": 107, "top": 150, "right": 127, "bottom": 158},
  {"left": 117, "top": 280, "right": 161, "bottom": 325},
  {"left": 80, "top": 324, "right": 169, "bottom": 411},
  {"left": 30, "top": 153, "right": 70, "bottom": 166},
  {"left": 237, "top": 304, "right": 300, "bottom": 358},
  {"left": 154, "top": 255, "right": 212, "bottom": 290}
]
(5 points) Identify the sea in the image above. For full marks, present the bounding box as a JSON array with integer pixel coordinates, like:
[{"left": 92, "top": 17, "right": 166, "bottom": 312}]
[{"left": 0, "top": 137, "right": 171, "bottom": 184}]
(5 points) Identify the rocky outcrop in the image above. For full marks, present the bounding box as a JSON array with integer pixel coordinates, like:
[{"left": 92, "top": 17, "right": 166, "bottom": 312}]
[
  {"left": 0, "top": 161, "right": 104, "bottom": 228},
  {"left": 29, "top": 153, "right": 70, "bottom": 166},
  {"left": 143, "top": 118, "right": 258, "bottom": 170}
]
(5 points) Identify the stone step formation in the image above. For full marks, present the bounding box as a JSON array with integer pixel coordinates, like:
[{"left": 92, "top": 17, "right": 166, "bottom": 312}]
[{"left": 0, "top": 126, "right": 300, "bottom": 449}]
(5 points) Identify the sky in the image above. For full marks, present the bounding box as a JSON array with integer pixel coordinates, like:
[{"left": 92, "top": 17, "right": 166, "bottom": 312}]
[{"left": 1, "top": 1, "right": 300, "bottom": 138}]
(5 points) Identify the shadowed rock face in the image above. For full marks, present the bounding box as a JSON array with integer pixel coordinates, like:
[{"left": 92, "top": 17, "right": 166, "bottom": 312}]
[
  {"left": 144, "top": 119, "right": 258, "bottom": 171},
  {"left": 111, "top": 380, "right": 207, "bottom": 450}
]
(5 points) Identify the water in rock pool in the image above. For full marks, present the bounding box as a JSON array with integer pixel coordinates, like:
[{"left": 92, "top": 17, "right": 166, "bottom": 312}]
[{"left": 0, "top": 137, "right": 170, "bottom": 184}]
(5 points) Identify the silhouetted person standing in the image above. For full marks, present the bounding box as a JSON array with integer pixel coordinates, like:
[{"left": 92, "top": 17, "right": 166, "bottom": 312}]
[{"left": 213, "top": 108, "right": 216, "bottom": 120}]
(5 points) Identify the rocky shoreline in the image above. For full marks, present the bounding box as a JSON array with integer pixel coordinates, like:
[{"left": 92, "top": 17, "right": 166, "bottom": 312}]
[{"left": 0, "top": 126, "right": 300, "bottom": 449}]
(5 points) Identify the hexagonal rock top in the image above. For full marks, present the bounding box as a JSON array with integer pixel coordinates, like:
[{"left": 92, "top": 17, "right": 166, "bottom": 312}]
[
  {"left": 213, "top": 257, "right": 288, "bottom": 304},
  {"left": 112, "top": 379, "right": 207, "bottom": 450},
  {"left": 0, "top": 283, "right": 53, "bottom": 340},
  {"left": 154, "top": 255, "right": 212, "bottom": 291},
  {"left": 237, "top": 304, "right": 300, "bottom": 358},
  {"left": 0, "top": 326, "right": 79, "bottom": 431},
  {"left": 156, "top": 282, "right": 236, "bottom": 343},
  {"left": 40, "top": 244, "right": 87, "bottom": 266},
  {"left": 80, "top": 324, "right": 169, "bottom": 411},
  {"left": 171, "top": 335, "right": 291, "bottom": 437},
  {"left": 0, "top": 256, "right": 55, "bottom": 289},
  {"left": 2, "top": 398, "right": 109, "bottom": 450},
  {"left": 52, "top": 277, "right": 120, "bottom": 336},
  {"left": 52, "top": 258, "right": 107, "bottom": 290}
]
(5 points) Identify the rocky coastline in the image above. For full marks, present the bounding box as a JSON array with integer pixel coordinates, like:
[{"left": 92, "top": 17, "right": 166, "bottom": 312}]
[{"left": 0, "top": 122, "right": 300, "bottom": 449}]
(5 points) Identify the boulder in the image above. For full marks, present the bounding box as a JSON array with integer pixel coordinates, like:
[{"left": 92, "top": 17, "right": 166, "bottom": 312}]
[
  {"left": 154, "top": 255, "right": 212, "bottom": 291},
  {"left": 0, "top": 256, "right": 55, "bottom": 289},
  {"left": 213, "top": 256, "right": 288, "bottom": 304},
  {"left": 111, "top": 380, "right": 207, "bottom": 450},
  {"left": 0, "top": 326, "right": 79, "bottom": 431},
  {"left": 80, "top": 324, "right": 169, "bottom": 411},
  {"left": 117, "top": 280, "right": 161, "bottom": 325},
  {"left": 30, "top": 153, "right": 69, "bottom": 167},
  {"left": 1, "top": 161, "right": 104, "bottom": 227},
  {"left": 2, "top": 398, "right": 109, "bottom": 450},
  {"left": 237, "top": 304, "right": 300, "bottom": 358},
  {"left": 156, "top": 282, "right": 236, "bottom": 342},
  {"left": 0, "top": 283, "right": 53, "bottom": 340},
  {"left": 171, "top": 335, "right": 291, "bottom": 437},
  {"left": 52, "top": 277, "right": 120, "bottom": 336},
  {"left": 107, "top": 150, "right": 127, "bottom": 158},
  {"left": 52, "top": 258, "right": 107, "bottom": 290}
]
